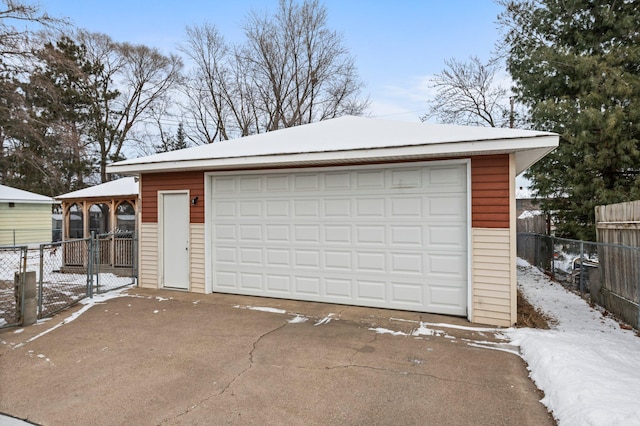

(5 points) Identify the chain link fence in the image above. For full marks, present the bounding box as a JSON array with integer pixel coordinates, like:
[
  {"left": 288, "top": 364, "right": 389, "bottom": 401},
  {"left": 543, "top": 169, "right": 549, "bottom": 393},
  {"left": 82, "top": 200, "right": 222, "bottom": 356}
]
[
  {"left": 0, "top": 232, "right": 137, "bottom": 325},
  {"left": 518, "top": 232, "right": 640, "bottom": 329},
  {"left": 0, "top": 246, "right": 27, "bottom": 328},
  {"left": 38, "top": 240, "right": 91, "bottom": 318},
  {"left": 0, "top": 228, "right": 58, "bottom": 246}
]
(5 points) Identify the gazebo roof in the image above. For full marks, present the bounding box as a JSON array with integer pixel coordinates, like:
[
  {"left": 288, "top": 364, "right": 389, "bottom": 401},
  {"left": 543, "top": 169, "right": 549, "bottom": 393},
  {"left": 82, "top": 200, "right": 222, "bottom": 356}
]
[{"left": 56, "top": 177, "right": 138, "bottom": 200}]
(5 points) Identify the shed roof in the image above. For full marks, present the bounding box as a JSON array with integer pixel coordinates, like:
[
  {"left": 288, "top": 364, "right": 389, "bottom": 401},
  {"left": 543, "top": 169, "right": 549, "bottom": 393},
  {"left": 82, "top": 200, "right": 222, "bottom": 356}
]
[
  {"left": 107, "top": 116, "right": 558, "bottom": 175},
  {"left": 0, "top": 184, "right": 56, "bottom": 205},
  {"left": 56, "top": 177, "right": 138, "bottom": 200}
]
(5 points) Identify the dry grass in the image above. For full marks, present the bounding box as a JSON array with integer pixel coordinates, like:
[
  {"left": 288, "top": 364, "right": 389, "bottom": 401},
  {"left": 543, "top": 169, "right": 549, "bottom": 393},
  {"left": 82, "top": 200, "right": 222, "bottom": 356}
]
[{"left": 516, "top": 289, "right": 551, "bottom": 329}]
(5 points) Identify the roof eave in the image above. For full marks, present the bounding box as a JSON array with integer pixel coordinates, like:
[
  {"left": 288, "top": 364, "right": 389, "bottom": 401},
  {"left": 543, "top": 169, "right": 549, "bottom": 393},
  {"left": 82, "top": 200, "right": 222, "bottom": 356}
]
[{"left": 107, "top": 135, "right": 559, "bottom": 175}]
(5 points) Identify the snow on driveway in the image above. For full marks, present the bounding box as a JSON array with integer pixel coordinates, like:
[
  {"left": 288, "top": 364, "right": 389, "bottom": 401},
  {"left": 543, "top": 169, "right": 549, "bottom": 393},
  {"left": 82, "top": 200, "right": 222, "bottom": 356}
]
[{"left": 508, "top": 259, "right": 640, "bottom": 426}]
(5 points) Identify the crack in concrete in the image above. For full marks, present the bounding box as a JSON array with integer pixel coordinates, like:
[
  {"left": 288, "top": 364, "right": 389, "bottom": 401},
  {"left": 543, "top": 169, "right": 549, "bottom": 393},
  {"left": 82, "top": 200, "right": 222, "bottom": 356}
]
[
  {"left": 163, "top": 321, "right": 289, "bottom": 424},
  {"left": 322, "top": 363, "right": 491, "bottom": 388},
  {"left": 219, "top": 321, "right": 289, "bottom": 395}
]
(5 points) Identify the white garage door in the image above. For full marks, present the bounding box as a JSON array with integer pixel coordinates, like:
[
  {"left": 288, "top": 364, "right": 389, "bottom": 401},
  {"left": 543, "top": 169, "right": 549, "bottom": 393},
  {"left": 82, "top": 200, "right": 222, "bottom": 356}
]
[{"left": 210, "top": 162, "right": 468, "bottom": 316}]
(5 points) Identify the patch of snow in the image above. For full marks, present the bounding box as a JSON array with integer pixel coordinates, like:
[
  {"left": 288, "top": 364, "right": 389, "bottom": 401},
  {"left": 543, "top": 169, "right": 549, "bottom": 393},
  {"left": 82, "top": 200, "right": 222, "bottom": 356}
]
[
  {"left": 314, "top": 314, "right": 334, "bottom": 326},
  {"left": 13, "top": 286, "right": 130, "bottom": 349},
  {"left": 247, "top": 306, "right": 287, "bottom": 314},
  {"left": 369, "top": 327, "right": 408, "bottom": 336},
  {"left": 13, "top": 329, "right": 24, "bottom": 334},
  {"left": 153, "top": 310, "right": 159, "bottom": 314},
  {"left": 518, "top": 210, "right": 543, "bottom": 219},
  {"left": 505, "top": 260, "right": 640, "bottom": 425},
  {"left": 288, "top": 315, "right": 308, "bottom": 324}
]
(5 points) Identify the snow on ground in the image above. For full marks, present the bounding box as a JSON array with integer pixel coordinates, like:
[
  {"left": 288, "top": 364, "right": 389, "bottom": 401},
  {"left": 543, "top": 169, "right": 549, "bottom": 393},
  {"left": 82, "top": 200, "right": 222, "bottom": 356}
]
[
  {"left": 13, "top": 286, "right": 131, "bottom": 349},
  {"left": 5, "top": 253, "right": 639, "bottom": 425},
  {"left": 508, "top": 259, "right": 640, "bottom": 426}
]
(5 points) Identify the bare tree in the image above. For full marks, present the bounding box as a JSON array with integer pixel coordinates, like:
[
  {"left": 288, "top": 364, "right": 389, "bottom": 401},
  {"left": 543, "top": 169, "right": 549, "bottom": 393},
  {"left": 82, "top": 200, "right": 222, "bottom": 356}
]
[
  {"left": 180, "top": 0, "right": 368, "bottom": 144},
  {"left": 180, "top": 23, "right": 234, "bottom": 144},
  {"left": 78, "top": 31, "right": 183, "bottom": 181},
  {"left": 0, "top": 0, "right": 67, "bottom": 58},
  {"left": 243, "top": 0, "right": 367, "bottom": 130},
  {"left": 422, "top": 56, "right": 509, "bottom": 127}
]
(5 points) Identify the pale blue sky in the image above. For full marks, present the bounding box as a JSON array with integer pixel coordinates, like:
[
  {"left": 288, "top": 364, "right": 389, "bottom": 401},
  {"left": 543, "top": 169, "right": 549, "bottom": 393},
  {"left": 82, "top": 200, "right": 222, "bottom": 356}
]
[{"left": 42, "top": 0, "right": 504, "bottom": 122}]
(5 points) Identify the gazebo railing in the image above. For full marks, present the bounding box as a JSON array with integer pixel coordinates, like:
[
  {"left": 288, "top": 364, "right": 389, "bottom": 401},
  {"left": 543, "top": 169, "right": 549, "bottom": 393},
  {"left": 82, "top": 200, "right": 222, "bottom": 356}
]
[{"left": 63, "top": 233, "right": 134, "bottom": 269}]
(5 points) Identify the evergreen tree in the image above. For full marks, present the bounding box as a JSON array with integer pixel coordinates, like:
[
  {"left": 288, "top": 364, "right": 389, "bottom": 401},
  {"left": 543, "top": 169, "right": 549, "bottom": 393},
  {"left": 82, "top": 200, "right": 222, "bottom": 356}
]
[
  {"left": 3, "top": 36, "right": 95, "bottom": 195},
  {"left": 499, "top": 0, "right": 640, "bottom": 240},
  {"left": 154, "top": 122, "right": 189, "bottom": 153}
]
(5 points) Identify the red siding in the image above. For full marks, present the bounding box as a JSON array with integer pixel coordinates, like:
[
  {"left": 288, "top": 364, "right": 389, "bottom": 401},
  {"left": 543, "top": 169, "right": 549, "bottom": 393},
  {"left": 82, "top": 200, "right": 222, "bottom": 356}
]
[
  {"left": 471, "top": 155, "right": 510, "bottom": 228},
  {"left": 141, "top": 171, "right": 205, "bottom": 223}
]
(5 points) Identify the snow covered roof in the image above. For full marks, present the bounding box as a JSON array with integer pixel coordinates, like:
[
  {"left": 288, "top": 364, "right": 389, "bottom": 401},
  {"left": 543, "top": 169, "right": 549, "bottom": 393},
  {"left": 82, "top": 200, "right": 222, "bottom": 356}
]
[
  {"left": 56, "top": 177, "right": 138, "bottom": 200},
  {"left": 107, "top": 116, "right": 558, "bottom": 175},
  {"left": 0, "top": 184, "right": 56, "bottom": 205}
]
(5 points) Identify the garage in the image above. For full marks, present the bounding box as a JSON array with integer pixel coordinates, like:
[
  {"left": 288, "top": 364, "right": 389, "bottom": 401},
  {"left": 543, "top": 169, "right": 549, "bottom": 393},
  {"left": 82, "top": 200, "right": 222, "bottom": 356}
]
[
  {"left": 106, "top": 115, "right": 559, "bottom": 326},
  {"left": 210, "top": 161, "right": 468, "bottom": 316}
]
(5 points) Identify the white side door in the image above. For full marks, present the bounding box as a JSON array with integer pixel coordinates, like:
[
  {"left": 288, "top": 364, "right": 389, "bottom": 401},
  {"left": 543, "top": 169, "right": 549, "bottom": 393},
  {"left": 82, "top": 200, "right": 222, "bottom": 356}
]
[{"left": 160, "top": 192, "right": 190, "bottom": 290}]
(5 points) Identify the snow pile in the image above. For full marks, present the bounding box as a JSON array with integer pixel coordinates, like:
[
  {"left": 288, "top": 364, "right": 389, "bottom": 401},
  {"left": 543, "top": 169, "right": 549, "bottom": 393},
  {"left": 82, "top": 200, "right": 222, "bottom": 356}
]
[
  {"left": 507, "top": 261, "right": 640, "bottom": 426},
  {"left": 518, "top": 210, "right": 543, "bottom": 219}
]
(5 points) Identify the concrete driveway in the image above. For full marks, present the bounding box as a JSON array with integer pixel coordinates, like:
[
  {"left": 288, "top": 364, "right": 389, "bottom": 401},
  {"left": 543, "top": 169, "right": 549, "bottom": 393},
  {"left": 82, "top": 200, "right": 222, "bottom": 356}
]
[{"left": 0, "top": 288, "right": 553, "bottom": 425}]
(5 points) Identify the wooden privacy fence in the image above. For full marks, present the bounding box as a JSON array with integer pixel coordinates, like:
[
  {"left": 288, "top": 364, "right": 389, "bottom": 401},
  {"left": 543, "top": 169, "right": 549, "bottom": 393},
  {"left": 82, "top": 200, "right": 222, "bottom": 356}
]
[{"left": 595, "top": 200, "right": 640, "bottom": 329}]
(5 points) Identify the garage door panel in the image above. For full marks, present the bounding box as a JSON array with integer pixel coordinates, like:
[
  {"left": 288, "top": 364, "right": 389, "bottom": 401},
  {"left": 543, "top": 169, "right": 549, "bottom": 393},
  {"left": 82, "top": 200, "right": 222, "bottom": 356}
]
[
  {"left": 326, "top": 278, "right": 352, "bottom": 298},
  {"left": 216, "top": 271, "right": 236, "bottom": 288},
  {"left": 266, "top": 225, "right": 290, "bottom": 242},
  {"left": 356, "top": 198, "right": 385, "bottom": 216},
  {"left": 427, "top": 253, "right": 467, "bottom": 278},
  {"left": 295, "top": 276, "right": 321, "bottom": 295},
  {"left": 356, "top": 225, "right": 385, "bottom": 245},
  {"left": 266, "top": 175, "right": 289, "bottom": 191},
  {"left": 427, "top": 196, "right": 467, "bottom": 218},
  {"left": 390, "top": 253, "right": 423, "bottom": 275},
  {"left": 211, "top": 162, "right": 468, "bottom": 316},
  {"left": 429, "top": 285, "right": 467, "bottom": 308},
  {"left": 357, "top": 280, "right": 386, "bottom": 301},
  {"left": 294, "top": 249, "right": 321, "bottom": 268},
  {"left": 266, "top": 274, "right": 290, "bottom": 293},
  {"left": 240, "top": 272, "right": 262, "bottom": 290},
  {"left": 324, "top": 225, "right": 351, "bottom": 244},
  {"left": 391, "top": 282, "right": 423, "bottom": 305},
  {"left": 391, "top": 197, "right": 422, "bottom": 216},
  {"left": 391, "top": 168, "right": 421, "bottom": 188},
  {"left": 356, "top": 252, "right": 386, "bottom": 272},
  {"left": 356, "top": 170, "right": 385, "bottom": 188},
  {"left": 324, "top": 172, "right": 351, "bottom": 189},
  {"left": 324, "top": 198, "right": 351, "bottom": 216},
  {"left": 266, "top": 200, "right": 289, "bottom": 216},
  {"left": 324, "top": 250, "right": 352, "bottom": 270},
  {"left": 390, "top": 225, "right": 423, "bottom": 246},
  {"left": 239, "top": 225, "right": 261, "bottom": 241},
  {"left": 428, "top": 225, "right": 466, "bottom": 249},
  {"left": 266, "top": 248, "right": 290, "bottom": 266}
]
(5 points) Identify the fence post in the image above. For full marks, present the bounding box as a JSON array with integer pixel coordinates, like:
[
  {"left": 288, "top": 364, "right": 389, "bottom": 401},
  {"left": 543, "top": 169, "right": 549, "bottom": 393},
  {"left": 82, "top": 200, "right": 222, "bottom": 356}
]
[
  {"left": 551, "top": 236, "right": 555, "bottom": 280},
  {"left": 88, "top": 233, "right": 94, "bottom": 298},
  {"left": 38, "top": 244, "right": 44, "bottom": 318},
  {"left": 133, "top": 233, "right": 138, "bottom": 285},
  {"left": 579, "top": 240, "right": 585, "bottom": 296},
  {"left": 637, "top": 251, "right": 640, "bottom": 330}
]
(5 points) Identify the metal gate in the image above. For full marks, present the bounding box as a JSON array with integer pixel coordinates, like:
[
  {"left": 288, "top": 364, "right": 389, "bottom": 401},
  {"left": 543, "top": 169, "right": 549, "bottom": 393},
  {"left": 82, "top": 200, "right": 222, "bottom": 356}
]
[
  {"left": 38, "top": 233, "right": 137, "bottom": 318},
  {"left": 0, "top": 246, "right": 27, "bottom": 329},
  {"left": 1, "top": 233, "right": 137, "bottom": 326}
]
